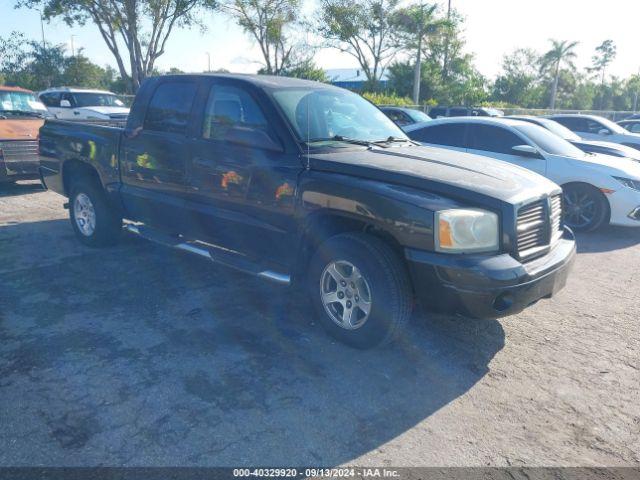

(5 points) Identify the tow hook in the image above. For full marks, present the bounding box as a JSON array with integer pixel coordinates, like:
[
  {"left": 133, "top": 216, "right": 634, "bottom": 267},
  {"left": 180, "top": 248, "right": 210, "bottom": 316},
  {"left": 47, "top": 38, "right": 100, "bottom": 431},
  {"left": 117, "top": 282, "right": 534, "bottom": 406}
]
[{"left": 63, "top": 202, "right": 69, "bottom": 210}]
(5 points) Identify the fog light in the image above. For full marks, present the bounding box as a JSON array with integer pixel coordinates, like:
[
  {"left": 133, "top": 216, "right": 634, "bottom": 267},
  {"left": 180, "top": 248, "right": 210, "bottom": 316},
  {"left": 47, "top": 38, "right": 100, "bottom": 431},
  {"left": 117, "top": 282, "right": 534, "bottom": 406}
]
[
  {"left": 628, "top": 207, "right": 640, "bottom": 221},
  {"left": 493, "top": 293, "right": 513, "bottom": 312}
]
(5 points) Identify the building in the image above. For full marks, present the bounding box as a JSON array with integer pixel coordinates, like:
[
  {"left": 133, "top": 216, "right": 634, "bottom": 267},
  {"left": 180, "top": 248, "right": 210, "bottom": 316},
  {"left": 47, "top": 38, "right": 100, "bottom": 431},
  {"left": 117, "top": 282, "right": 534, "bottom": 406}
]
[{"left": 325, "top": 68, "right": 389, "bottom": 91}]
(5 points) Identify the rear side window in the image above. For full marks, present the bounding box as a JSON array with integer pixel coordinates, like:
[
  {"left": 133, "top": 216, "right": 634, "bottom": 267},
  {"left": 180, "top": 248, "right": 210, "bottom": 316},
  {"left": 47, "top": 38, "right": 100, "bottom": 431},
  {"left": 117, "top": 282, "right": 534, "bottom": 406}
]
[
  {"left": 145, "top": 82, "right": 198, "bottom": 134},
  {"left": 202, "top": 84, "right": 268, "bottom": 140},
  {"left": 410, "top": 124, "right": 467, "bottom": 147},
  {"left": 468, "top": 124, "right": 523, "bottom": 154},
  {"left": 429, "top": 107, "right": 447, "bottom": 118}
]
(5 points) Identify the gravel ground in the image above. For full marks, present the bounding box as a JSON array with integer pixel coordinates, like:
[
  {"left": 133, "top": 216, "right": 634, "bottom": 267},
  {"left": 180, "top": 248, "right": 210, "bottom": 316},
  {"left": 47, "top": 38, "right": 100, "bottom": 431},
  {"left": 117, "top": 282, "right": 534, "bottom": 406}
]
[{"left": 0, "top": 181, "right": 638, "bottom": 467}]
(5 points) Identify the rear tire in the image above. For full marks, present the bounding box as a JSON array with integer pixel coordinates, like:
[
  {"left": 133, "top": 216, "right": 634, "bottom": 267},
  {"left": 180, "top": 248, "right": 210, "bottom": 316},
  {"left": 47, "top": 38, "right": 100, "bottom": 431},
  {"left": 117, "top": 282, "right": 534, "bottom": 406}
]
[
  {"left": 308, "top": 233, "right": 413, "bottom": 349},
  {"left": 69, "top": 179, "right": 122, "bottom": 247},
  {"left": 562, "top": 183, "right": 609, "bottom": 232}
]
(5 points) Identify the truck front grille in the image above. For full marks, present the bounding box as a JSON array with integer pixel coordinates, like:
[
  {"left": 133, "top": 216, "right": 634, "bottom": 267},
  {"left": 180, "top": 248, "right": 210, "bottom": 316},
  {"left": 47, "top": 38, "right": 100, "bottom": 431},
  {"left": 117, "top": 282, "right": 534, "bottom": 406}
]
[
  {"left": 0, "top": 140, "right": 39, "bottom": 174},
  {"left": 516, "top": 194, "right": 563, "bottom": 260}
]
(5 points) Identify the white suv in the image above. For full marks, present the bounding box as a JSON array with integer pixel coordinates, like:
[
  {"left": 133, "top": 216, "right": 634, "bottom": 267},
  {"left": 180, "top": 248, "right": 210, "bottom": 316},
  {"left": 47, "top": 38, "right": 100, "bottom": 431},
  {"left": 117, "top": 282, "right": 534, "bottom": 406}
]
[{"left": 38, "top": 87, "right": 130, "bottom": 121}]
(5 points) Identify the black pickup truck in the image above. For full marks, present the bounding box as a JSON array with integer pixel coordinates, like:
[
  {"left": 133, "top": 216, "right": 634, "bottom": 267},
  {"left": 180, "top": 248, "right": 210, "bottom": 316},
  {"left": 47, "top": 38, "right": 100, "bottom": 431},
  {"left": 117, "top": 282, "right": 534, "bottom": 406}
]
[{"left": 39, "top": 74, "right": 576, "bottom": 348}]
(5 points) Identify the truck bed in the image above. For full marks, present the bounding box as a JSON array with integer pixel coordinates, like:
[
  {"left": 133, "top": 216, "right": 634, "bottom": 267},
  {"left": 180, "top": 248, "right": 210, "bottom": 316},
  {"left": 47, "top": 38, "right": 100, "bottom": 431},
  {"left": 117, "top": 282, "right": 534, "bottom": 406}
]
[{"left": 39, "top": 118, "right": 124, "bottom": 196}]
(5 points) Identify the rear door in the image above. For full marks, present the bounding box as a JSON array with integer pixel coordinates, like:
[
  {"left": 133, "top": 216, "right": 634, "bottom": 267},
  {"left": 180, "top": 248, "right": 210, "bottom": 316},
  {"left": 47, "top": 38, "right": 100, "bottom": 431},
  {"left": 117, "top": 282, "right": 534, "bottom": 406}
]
[
  {"left": 466, "top": 124, "right": 547, "bottom": 176},
  {"left": 119, "top": 78, "right": 198, "bottom": 232},
  {"left": 183, "top": 79, "right": 300, "bottom": 268}
]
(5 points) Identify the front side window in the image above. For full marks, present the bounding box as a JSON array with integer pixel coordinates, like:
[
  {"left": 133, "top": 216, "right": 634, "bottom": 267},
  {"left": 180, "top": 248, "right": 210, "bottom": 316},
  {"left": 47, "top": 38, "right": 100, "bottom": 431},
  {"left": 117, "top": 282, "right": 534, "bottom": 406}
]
[
  {"left": 468, "top": 124, "right": 522, "bottom": 154},
  {"left": 39, "top": 92, "right": 60, "bottom": 107},
  {"left": 271, "top": 87, "right": 405, "bottom": 145},
  {"left": 202, "top": 85, "right": 268, "bottom": 140},
  {"left": 145, "top": 82, "right": 198, "bottom": 134},
  {"left": 406, "top": 109, "right": 432, "bottom": 123},
  {"left": 410, "top": 124, "right": 467, "bottom": 148}
]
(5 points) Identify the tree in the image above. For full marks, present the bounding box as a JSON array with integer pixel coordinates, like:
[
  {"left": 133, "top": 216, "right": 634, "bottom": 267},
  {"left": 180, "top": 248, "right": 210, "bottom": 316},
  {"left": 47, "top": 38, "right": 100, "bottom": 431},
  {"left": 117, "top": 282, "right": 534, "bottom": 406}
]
[
  {"left": 590, "top": 39, "right": 617, "bottom": 85},
  {"left": 540, "top": 39, "right": 579, "bottom": 109},
  {"left": 265, "top": 59, "right": 328, "bottom": 81},
  {"left": 17, "top": 0, "right": 215, "bottom": 92},
  {"left": 222, "top": 0, "right": 304, "bottom": 75},
  {"left": 491, "top": 48, "right": 544, "bottom": 107},
  {"left": 317, "top": 0, "right": 400, "bottom": 90},
  {"left": 62, "top": 51, "right": 109, "bottom": 88},
  {"left": 391, "top": 2, "right": 442, "bottom": 104}
]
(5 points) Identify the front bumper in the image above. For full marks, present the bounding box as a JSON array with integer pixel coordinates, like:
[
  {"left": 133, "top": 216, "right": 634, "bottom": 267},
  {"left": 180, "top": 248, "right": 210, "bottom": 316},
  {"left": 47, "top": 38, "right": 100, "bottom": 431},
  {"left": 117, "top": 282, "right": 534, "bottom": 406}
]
[{"left": 405, "top": 227, "right": 576, "bottom": 318}]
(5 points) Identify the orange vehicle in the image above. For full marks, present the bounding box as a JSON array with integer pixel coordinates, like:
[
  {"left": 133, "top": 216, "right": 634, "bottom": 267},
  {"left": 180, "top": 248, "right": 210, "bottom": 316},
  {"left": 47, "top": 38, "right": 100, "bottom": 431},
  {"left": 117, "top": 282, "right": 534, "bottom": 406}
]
[{"left": 0, "top": 86, "right": 47, "bottom": 183}]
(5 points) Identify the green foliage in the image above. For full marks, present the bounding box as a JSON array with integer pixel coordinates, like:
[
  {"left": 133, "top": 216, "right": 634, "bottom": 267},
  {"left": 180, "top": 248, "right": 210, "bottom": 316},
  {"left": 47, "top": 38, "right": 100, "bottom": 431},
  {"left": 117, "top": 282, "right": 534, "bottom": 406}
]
[
  {"left": 223, "top": 0, "right": 304, "bottom": 75},
  {"left": 361, "top": 91, "right": 413, "bottom": 106},
  {"left": 317, "top": 0, "right": 399, "bottom": 88},
  {"left": 0, "top": 33, "right": 123, "bottom": 92}
]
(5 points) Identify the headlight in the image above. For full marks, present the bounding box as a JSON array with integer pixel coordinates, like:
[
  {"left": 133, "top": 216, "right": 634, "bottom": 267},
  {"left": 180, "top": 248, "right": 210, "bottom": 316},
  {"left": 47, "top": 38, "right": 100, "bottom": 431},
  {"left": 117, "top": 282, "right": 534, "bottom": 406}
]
[
  {"left": 613, "top": 176, "right": 640, "bottom": 192},
  {"left": 435, "top": 209, "right": 499, "bottom": 253}
]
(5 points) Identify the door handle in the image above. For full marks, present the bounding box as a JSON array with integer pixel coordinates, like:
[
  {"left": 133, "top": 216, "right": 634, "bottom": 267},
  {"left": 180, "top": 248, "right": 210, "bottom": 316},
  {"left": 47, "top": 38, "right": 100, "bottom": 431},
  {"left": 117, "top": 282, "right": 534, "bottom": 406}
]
[
  {"left": 192, "top": 157, "right": 216, "bottom": 168},
  {"left": 73, "top": 111, "right": 80, "bottom": 115}
]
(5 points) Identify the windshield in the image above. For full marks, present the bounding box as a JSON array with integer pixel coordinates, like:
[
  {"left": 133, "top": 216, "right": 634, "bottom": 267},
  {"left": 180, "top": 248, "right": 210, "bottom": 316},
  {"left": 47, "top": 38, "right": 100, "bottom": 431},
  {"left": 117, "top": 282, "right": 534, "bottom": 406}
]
[
  {"left": 532, "top": 117, "right": 581, "bottom": 141},
  {"left": 406, "top": 109, "right": 432, "bottom": 123},
  {"left": 514, "top": 123, "right": 586, "bottom": 157},
  {"left": 72, "top": 93, "right": 125, "bottom": 108},
  {"left": 271, "top": 87, "right": 407, "bottom": 145},
  {"left": 594, "top": 116, "right": 627, "bottom": 134},
  {"left": 0, "top": 90, "right": 47, "bottom": 114}
]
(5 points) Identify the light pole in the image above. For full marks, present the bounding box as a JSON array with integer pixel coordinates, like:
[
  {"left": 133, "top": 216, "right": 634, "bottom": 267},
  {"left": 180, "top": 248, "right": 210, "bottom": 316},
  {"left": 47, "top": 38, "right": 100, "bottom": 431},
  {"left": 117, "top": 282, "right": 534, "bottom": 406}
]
[
  {"left": 70, "top": 35, "right": 76, "bottom": 57},
  {"left": 205, "top": 52, "right": 211, "bottom": 72},
  {"left": 39, "top": 10, "right": 46, "bottom": 48}
]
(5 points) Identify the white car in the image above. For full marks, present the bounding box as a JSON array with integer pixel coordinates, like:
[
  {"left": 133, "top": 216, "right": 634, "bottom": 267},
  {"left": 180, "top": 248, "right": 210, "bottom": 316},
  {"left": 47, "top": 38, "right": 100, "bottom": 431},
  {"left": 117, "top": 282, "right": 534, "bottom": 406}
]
[
  {"left": 548, "top": 114, "right": 640, "bottom": 152},
  {"left": 38, "top": 87, "right": 129, "bottom": 121},
  {"left": 405, "top": 117, "right": 640, "bottom": 231}
]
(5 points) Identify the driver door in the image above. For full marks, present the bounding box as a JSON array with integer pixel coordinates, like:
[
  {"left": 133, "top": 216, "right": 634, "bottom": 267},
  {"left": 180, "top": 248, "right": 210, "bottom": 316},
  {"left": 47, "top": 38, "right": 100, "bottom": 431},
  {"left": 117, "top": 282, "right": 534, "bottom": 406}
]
[{"left": 466, "top": 124, "right": 547, "bottom": 176}]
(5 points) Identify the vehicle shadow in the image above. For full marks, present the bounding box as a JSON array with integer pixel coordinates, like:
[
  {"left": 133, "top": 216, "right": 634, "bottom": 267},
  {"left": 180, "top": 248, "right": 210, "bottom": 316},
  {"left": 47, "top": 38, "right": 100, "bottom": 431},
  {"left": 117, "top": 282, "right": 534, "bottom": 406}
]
[
  {"left": 574, "top": 225, "right": 640, "bottom": 253},
  {"left": 0, "top": 180, "right": 45, "bottom": 198},
  {"left": 0, "top": 219, "right": 505, "bottom": 466}
]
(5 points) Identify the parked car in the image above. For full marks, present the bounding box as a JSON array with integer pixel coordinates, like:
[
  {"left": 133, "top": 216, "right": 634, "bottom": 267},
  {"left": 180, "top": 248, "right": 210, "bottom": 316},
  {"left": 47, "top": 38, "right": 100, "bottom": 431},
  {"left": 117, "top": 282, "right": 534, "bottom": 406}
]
[
  {"left": 38, "top": 87, "right": 129, "bottom": 121},
  {"left": 0, "top": 86, "right": 48, "bottom": 183},
  {"left": 379, "top": 107, "right": 432, "bottom": 127},
  {"left": 428, "top": 106, "right": 504, "bottom": 119},
  {"left": 547, "top": 114, "right": 640, "bottom": 151},
  {"left": 617, "top": 119, "right": 640, "bottom": 134},
  {"left": 508, "top": 115, "right": 640, "bottom": 161},
  {"left": 405, "top": 117, "right": 640, "bottom": 231},
  {"left": 39, "top": 74, "right": 575, "bottom": 348}
]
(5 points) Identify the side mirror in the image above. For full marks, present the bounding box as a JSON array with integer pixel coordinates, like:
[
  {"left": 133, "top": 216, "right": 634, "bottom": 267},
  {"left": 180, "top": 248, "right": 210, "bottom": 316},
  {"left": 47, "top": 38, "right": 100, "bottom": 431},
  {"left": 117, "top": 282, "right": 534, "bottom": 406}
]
[
  {"left": 225, "top": 126, "right": 283, "bottom": 152},
  {"left": 60, "top": 99, "right": 72, "bottom": 108},
  {"left": 512, "top": 144, "right": 541, "bottom": 157},
  {"left": 598, "top": 128, "right": 611, "bottom": 136}
]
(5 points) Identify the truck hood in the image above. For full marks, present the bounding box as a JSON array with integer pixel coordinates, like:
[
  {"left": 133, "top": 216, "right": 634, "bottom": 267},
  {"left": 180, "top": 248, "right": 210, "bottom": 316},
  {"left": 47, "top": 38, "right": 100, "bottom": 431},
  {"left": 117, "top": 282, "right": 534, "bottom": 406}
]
[
  {"left": 79, "top": 106, "right": 130, "bottom": 116},
  {"left": 0, "top": 118, "right": 43, "bottom": 140},
  {"left": 306, "top": 145, "right": 560, "bottom": 205}
]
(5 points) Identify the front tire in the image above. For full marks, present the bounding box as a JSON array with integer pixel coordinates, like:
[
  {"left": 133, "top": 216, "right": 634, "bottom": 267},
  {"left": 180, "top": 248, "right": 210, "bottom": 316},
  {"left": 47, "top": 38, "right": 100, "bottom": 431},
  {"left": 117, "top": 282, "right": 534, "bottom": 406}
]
[
  {"left": 308, "top": 233, "right": 413, "bottom": 349},
  {"left": 69, "top": 179, "right": 122, "bottom": 247},
  {"left": 562, "top": 183, "right": 609, "bottom": 232}
]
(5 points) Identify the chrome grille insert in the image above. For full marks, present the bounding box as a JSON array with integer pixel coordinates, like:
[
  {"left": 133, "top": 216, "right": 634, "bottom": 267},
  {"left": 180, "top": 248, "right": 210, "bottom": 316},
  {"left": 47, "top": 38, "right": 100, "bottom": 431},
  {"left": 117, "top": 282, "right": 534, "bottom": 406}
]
[{"left": 0, "top": 140, "right": 39, "bottom": 174}]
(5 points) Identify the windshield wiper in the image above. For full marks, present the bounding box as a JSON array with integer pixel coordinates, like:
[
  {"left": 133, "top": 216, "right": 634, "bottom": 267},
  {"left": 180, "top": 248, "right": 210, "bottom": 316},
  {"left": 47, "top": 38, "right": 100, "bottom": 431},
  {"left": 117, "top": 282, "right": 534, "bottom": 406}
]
[
  {"left": 303, "top": 135, "right": 378, "bottom": 147},
  {"left": 1, "top": 110, "right": 45, "bottom": 118},
  {"left": 372, "top": 136, "right": 419, "bottom": 146}
]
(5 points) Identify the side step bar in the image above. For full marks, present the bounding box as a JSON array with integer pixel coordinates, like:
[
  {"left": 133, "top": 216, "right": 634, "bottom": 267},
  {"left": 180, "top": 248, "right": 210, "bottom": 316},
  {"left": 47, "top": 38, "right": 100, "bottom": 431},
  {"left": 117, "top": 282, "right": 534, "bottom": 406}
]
[{"left": 123, "top": 224, "right": 291, "bottom": 285}]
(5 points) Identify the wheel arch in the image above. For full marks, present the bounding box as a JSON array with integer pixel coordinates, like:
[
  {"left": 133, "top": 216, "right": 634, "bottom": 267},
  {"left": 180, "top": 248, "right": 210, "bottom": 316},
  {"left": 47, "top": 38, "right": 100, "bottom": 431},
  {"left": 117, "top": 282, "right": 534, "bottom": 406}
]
[{"left": 62, "top": 159, "right": 103, "bottom": 196}]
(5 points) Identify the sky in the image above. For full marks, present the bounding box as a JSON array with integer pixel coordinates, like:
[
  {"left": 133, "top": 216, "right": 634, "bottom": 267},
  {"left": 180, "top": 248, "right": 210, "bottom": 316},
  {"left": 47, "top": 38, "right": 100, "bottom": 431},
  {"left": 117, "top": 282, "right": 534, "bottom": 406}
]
[{"left": 1, "top": 0, "right": 639, "bottom": 80}]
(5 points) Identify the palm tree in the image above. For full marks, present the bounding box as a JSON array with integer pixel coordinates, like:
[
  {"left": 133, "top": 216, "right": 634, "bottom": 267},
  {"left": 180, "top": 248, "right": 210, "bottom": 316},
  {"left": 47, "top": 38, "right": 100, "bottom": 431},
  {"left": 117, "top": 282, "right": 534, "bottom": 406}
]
[{"left": 540, "top": 39, "right": 579, "bottom": 109}]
